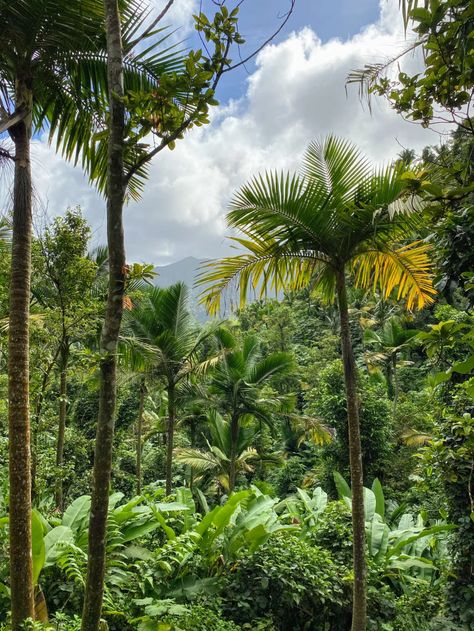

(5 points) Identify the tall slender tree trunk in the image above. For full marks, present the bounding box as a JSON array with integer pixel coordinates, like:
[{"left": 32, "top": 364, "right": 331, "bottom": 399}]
[
  {"left": 391, "top": 353, "right": 398, "bottom": 418},
  {"left": 31, "top": 346, "right": 61, "bottom": 500},
  {"left": 8, "top": 79, "right": 35, "bottom": 628},
  {"left": 55, "top": 342, "right": 69, "bottom": 510},
  {"left": 136, "top": 380, "right": 146, "bottom": 496},
  {"left": 189, "top": 418, "right": 196, "bottom": 489},
  {"left": 228, "top": 413, "right": 239, "bottom": 493},
  {"left": 336, "top": 270, "right": 367, "bottom": 631},
  {"left": 165, "top": 383, "right": 176, "bottom": 495},
  {"left": 81, "top": 1, "right": 125, "bottom": 628},
  {"left": 386, "top": 356, "right": 395, "bottom": 400}
]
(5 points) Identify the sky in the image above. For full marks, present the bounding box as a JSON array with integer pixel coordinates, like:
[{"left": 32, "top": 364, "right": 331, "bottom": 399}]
[{"left": 18, "top": 0, "right": 443, "bottom": 265}]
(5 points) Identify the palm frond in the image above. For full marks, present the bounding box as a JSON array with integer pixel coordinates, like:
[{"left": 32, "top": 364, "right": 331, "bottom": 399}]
[
  {"left": 401, "top": 428, "right": 432, "bottom": 447},
  {"left": 248, "top": 352, "right": 293, "bottom": 385},
  {"left": 352, "top": 241, "right": 436, "bottom": 311},
  {"left": 174, "top": 448, "right": 220, "bottom": 473},
  {"left": 302, "top": 135, "right": 372, "bottom": 204}
]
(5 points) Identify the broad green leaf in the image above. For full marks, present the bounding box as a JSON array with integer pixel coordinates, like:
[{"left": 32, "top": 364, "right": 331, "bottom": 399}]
[
  {"left": 333, "top": 472, "right": 351, "bottom": 499},
  {"left": 363, "top": 488, "right": 376, "bottom": 521},
  {"left": 371, "top": 478, "right": 385, "bottom": 519},
  {"left": 121, "top": 519, "right": 161, "bottom": 543},
  {"left": 62, "top": 495, "right": 91, "bottom": 532},
  {"left": 31, "top": 510, "right": 46, "bottom": 586},
  {"left": 44, "top": 526, "right": 74, "bottom": 566},
  {"left": 452, "top": 354, "right": 474, "bottom": 374},
  {"left": 154, "top": 502, "right": 190, "bottom": 512},
  {"left": 368, "top": 516, "right": 389, "bottom": 560},
  {"left": 196, "top": 488, "right": 209, "bottom": 515}
]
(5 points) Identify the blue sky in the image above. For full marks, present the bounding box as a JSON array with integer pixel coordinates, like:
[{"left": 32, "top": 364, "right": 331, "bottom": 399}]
[{"left": 187, "top": 0, "right": 380, "bottom": 102}]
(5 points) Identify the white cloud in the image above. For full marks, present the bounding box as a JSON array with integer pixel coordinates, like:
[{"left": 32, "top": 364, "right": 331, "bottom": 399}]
[{"left": 28, "top": 0, "right": 441, "bottom": 265}]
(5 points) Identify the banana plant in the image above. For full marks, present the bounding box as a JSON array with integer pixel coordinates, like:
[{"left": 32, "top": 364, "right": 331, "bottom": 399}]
[
  {"left": 136, "top": 487, "right": 296, "bottom": 605},
  {"left": 333, "top": 472, "right": 454, "bottom": 587},
  {"left": 30, "top": 492, "right": 192, "bottom": 614},
  {"left": 281, "top": 487, "right": 328, "bottom": 529}
]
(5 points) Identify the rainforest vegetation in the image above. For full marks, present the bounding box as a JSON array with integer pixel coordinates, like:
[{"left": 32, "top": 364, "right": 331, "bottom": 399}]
[{"left": 0, "top": 0, "right": 473, "bottom": 630}]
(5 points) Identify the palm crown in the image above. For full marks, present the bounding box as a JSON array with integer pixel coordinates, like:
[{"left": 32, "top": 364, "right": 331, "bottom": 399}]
[
  {"left": 210, "top": 329, "right": 294, "bottom": 425},
  {"left": 0, "top": 0, "right": 183, "bottom": 195},
  {"left": 199, "top": 135, "right": 435, "bottom": 312},
  {"left": 122, "top": 283, "right": 205, "bottom": 383}
]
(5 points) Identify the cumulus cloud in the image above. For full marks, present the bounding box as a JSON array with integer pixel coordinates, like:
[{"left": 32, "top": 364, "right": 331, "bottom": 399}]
[{"left": 29, "top": 0, "right": 440, "bottom": 265}]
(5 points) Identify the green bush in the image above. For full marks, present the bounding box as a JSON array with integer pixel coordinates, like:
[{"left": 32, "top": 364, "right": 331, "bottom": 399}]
[
  {"left": 304, "top": 360, "right": 394, "bottom": 491},
  {"left": 366, "top": 580, "right": 446, "bottom": 631},
  {"left": 310, "top": 500, "right": 353, "bottom": 567},
  {"left": 222, "top": 533, "right": 350, "bottom": 630}
]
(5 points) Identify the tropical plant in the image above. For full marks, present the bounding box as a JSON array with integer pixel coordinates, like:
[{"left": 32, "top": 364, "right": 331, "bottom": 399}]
[
  {"left": 176, "top": 409, "right": 263, "bottom": 492},
  {"left": 363, "top": 316, "right": 419, "bottom": 408},
  {"left": 0, "top": 1, "right": 183, "bottom": 624},
  {"left": 0, "top": 1, "right": 105, "bottom": 622},
  {"left": 205, "top": 330, "right": 293, "bottom": 492},
  {"left": 32, "top": 209, "right": 100, "bottom": 509},
  {"left": 199, "top": 135, "right": 436, "bottom": 630},
  {"left": 222, "top": 533, "right": 348, "bottom": 630},
  {"left": 333, "top": 473, "right": 453, "bottom": 591},
  {"left": 122, "top": 283, "right": 216, "bottom": 495}
]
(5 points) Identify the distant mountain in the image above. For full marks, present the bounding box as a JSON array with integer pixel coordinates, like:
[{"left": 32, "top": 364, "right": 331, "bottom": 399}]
[
  {"left": 154, "top": 256, "right": 205, "bottom": 289},
  {"left": 153, "top": 256, "right": 210, "bottom": 322},
  {"left": 153, "top": 255, "right": 269, "bottom": 322}
]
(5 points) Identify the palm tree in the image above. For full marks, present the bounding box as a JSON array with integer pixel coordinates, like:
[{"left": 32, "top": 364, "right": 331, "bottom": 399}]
[
  {"left": 122, "top": 282, "right": 214, "bottom": 495},
  {"left": 206, "top": 329, "right": 293, "bottom": 492},
  {"left": 363, "top": 315, "right": 419, "bottom": 411},
  {"left": 0, "top": 3, "right": 181, "bottom": 624},
  {"left": 0, "top": 2, "right": 104, "bottom": 623},
  {"left": 199, "top": 136, "right": 435, "bottom": 631},
  {"left": 176, "top": 409, "right": 261, "bottom": 493}
]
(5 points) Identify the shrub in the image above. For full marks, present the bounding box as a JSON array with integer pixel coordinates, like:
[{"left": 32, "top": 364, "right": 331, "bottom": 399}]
[
  {"left": 222, "top": 533, "right": 350, "bottom": 630},
  {"left": 304, "top": 360, "right": 394, "bottom": 492},
  {"left": 310, "top": 500, "right": 353, "bottom": 567}
]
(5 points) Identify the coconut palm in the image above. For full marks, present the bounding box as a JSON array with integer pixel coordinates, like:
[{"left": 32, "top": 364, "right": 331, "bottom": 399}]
[
  {"left": 122, "top": 282, "right": 217, "bottom": 495},
  {"left": 198, "top": 136, "right": 435, "bottom": 631}
]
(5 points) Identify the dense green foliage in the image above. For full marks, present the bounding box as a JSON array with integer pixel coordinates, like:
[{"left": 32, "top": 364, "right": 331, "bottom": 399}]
[{"left": 0, "top": 0, "right": 473, "bottom": 628}]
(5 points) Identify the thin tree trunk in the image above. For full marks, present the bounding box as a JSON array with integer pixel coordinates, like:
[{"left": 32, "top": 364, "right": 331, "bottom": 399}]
[
  {"left": 165, "top": 383, "right": 176, "bottom": 495},
  {"left": 8, "top": 80, "right": 35, "bottom": 628},
  {"left": 136, "top": 380, "right": 146, "bottom": 496},
  {"left": 55, "top": 342, "right": 69, "bottom": 510},
  {"left": 228, "top": 413, "right": 239, "bottom": 493},
  {"left": 81, "top": 0, "right": 125, "bottom": 628},
  {"left": 386, "top": 356, "right": 395, "bottom": 400},
  {"left": 391, "top": 353, "right": 398, "bottom": 418},
  {"left": 189, "top": 418, "right": 196, "bottom": 489},
  {"left": 31, "top": 346, "right": 61, "bottom": 500},
  {"left": 336, "top": 270, "right": 367, "bottom": 631}
]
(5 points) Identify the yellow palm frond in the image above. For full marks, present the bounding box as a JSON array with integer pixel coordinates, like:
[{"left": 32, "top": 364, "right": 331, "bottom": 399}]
[
  {"left": 401, "top": 428, "right": 432, "bottom": 447},
  {"left": 198, "top": 235, "right": 326, "bottom": 315},
  {"left": 351, "top": 241, "right": 436, "bottom": 311}
]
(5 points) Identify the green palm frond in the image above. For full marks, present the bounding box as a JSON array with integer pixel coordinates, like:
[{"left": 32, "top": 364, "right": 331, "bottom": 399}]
[
  {"left": 302, "top": 135, "right": 372, "bottom": 204},
  {"left": 0, "top": 0, "right": 185, "bottom": 199},
  {"left": 401, "top": 428, "right": 432, "bottom": 447},
  {"left": 199, "top": 135, "right": 436, "bottom": 316},
  {"left": 247, "top": 352, "right": 294, "bottom": 385}
]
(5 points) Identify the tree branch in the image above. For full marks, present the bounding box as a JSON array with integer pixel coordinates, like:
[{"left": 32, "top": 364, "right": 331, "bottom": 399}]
[{"left": 222, "top": 0, "right": 296, "bottom": 74}]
